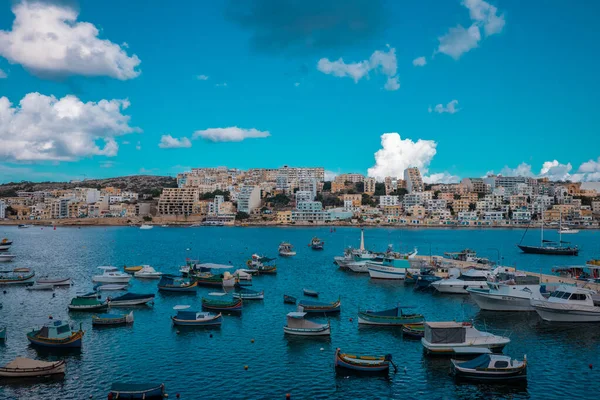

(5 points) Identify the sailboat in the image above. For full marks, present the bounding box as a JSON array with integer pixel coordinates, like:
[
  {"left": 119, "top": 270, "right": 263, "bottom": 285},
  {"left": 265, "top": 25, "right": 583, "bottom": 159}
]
[{"left": 517, "top": 209, "right": 578, "bottom": 256}]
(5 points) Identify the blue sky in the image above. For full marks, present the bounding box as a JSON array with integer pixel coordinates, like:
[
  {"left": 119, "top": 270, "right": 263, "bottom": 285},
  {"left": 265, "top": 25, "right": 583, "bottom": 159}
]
[{"left": 0, "top": 0, "right": 599, "bottom": 183}]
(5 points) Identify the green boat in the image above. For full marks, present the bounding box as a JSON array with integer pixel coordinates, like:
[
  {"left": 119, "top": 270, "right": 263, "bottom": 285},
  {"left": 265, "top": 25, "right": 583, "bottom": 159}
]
[{"left": 68, "top": 297, "right": 109, "bottom": 312}]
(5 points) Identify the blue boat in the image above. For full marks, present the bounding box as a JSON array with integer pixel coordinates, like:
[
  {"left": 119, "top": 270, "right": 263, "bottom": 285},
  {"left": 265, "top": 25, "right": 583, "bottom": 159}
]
[
  {"left": 171, "top": 305, "right": 223, "bottom": 326},
  {"left": 358, "top": 306, "right": 424, "bottom": 326},
  {"left": 158, "top": 275, "right": 197, "bottom": 292},
  {"left": 298, "top": 297, "right": 341, "bottom": 313},
  {"left": 415, "top": 274, "right": 441, "bottom": 290},
  {"left": 92, "top": 312, "right": 134, "bottom": 327},
  {"left": 109, "top": 382, "right": 165, "bottom": 399},
  {"left": 334, "top": 348, "right": 395, "bottom": 374},
  {"left": 26, "top": 320, "right": 84, "bottom": 348}
]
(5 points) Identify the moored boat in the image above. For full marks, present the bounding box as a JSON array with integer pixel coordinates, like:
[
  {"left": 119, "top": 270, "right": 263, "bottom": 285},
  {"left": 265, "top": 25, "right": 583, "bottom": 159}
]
[
  {"left": 36, "top": 277, "right": 71, "bottom": 286},
  {"left": 94, "top": 283, "right": 128, "bottom": 291},
  {"left": 109, "top": 382, "right": 165, "bottom": 399},
  {"left": 530, "top": 285, "right": 600, "bottom": 322},
  {"left": 283, "top": 312, "right": 330, "bottom": 336},
  {"left": 92, "top": 311, "right": 134, "bottom": 326},
  {"left": 201, "top": 297, "right": 243, "bottom": 312},
  {"left": 232, "top": 286, "right": 264, "bottom": 300},
  {"left": 0, "top": 238, "right": 13, "bottom": 246},
  {"left": 402, "top": 323, "right": 425, "bottom": 338},
  {"left": 133, "top": 266, "right": 163, "bottom": 279},
  {"left": 284, "top": 294, "right": 297, "bottom": 304},
  {"left": 26, "top": 320, "right": 84, "bottom": 348},
  {"left": 26, "top": 283, "right": 54, "bottom": 291},
  {"left": 334, "top": 348, "right": 394, "bottom": 374},
  {"left": 298, "top": 297, "right": 341, "bottom": 314},
  {"left": 358, "top": 306, "right": 424, "bottom": 326},
  {"left": 0, "top": 254, "right": 16, "bottom": 263},
  {"left": 310, "top": 237, "right": 325, "bottom": 250},
  {"left": 193, "top": 273, "right": 224, "bottom": 287},
  {"left": 108, "top": 293, "right": 155, "bottom": 306},
  {"left": 451, "top": 354, "right": 527, "bottom": 382},
  {"left": 430, "top": 269, "right": 491, "bottom": 294},
  {"left": 278, "top": 242, "right": 296, "bottom": 257},
  {"left": 303, "top": 289, "right": 319, "bottom": 297},
  {"left": 0, "top": 267, "right": 34, "bottom": 284},
  {"left": 171, "top": 305, "right": 223, "bottom": 326},
  {"left": 0, "top": 357, "right": 65, "bottom": 378},
  {"left": 92, "top": 266, "right": 131, "bottom": 284},
  {"left": 421, "top": 322, "right": 510, "bottom": 355},
  {"left": 468, "top": 281, "right": 544, "bottom": 312},
  {"left": 158, "top": 275, "right": 197, "bottom": 292},
  {"left": 367, "top": 257, "right": 412, "bottom": 280},
  {"left": 0, "top": 327, "right": 6, "bottom": 341},
  {"left": 139, "top": 224, "right": 153, "bottom": 230},
  {"left": 68, "top": 297, "right": 109, "bottom": 312}
]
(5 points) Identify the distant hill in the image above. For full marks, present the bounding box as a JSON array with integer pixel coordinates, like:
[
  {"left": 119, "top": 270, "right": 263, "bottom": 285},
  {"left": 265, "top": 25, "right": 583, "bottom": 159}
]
[{"left": 0, "top": 175, "right": 178, "bottom": 198}]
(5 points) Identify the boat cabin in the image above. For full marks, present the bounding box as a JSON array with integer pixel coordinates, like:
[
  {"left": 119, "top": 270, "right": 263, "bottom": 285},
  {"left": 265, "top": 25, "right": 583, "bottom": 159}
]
[
  {"left": 546, "top": 285, "right": 597, "bottom": 306},
  {"left": 37, "top": 320, "right": 73, "bottom": 339},
  {"left": 424, "top": 322, "right": 467, "bottom": 344}
]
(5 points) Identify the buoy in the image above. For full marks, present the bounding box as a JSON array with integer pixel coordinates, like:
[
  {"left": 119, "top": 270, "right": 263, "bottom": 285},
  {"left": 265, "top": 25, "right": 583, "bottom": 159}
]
[
  {"left": 49, "top": 315, "right": 53, "bottom": 320},
  {"left": 590, "top": 364, "right": 593, "bottom": 370},
  {"left": 320, "top": 348, "right": 324, "bottom": 351},
  {"left": 286, "top": 394, "right": 291, "bottom": 399},
  {"left": 349, "top": 318, "right": 353, "bottom": 322},
  {"left": 251, "top": 339, "right": 255, "bottom": 343},
  {"left": 209, "top": 334, "right": 213, "bottom": 338},
  {"left": 244, "top": 365, "right": 248, "bottom": 370},
  {"left": 176, "top": 394, "right": 180, "bottom": 399},
  {"left": 176, "top": 330, "right": 180, "bottom": 335}
]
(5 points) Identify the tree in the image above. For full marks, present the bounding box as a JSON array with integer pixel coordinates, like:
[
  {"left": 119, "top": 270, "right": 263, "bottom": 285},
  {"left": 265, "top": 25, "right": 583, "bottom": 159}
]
[
  {"left": 143, "top": 216, "right": 152, "bottom": 222},
  {"left": 361, "top": 193, "right": 371, "bottom": 205},
  {"left": 322, "top": 181, "right": 332, "bottom": 191},
  {"left": 477, "top": 192, "right": 486, "bottom": 199},
  {"left": 4, "top": 206, "right": 15, "bottom": 216},
  {"left": 433, "top": 190, "right": 441, "bottom": 199},
  {"left": 574, "top": 196, "right": 593, "bottom": 207},
  {"left": 453, "top": 193, "right": 461, "bottom": 200},
  {"left": 355, "top": 182, "right": 365, "bottom": 193},
  {"left": 200, "top": 190, "right": 230, "bottom": 201},
  {"left": 468, "top": 203, "right": 476, "bottom": 211},
  {"left": 396, "top": 188, "right": 408, "bottom": 196},
  {"left": 236, "top": 212, "right": 250, "bottom": 220},
  {"left": 374, "top": 183, "right": 386, "bottom": 196}
]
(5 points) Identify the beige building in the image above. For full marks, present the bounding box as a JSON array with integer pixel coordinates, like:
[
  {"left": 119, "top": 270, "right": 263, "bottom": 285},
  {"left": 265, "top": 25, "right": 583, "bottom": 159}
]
[
  {"left": 453, "top": 199, "right": 471, "bottom": 214},
  {"left": 277, "top": 210, "right": 292, "bottom": 224},
  {"left": 364, "top": 178, "right": 376, "bottom": 195},
  {"left": 342, "top": 194, "right": 362, "bottom": 207},
  {"left": 158, "top": 188, "right": 200, "bottom": 216},
  {"left": 404, "top": 168, "right": 424, "bottom": 193}
]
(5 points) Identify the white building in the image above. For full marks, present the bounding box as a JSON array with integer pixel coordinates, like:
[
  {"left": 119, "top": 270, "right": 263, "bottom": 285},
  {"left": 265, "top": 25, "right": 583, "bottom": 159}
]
[
  {"left": 484, "top": 211, "right": 504, "bottom": 221},
  {"left": 296, "top": 190, "right": 313, "bottom": 203},
  {"left": 292, "top": 201, "right": 331, "bottom": 222},
  {"left": 379, "top": 195, "right": 399, "bottom": 207},
  {"left": 298, "top": 178, "right": 317, "bottom": 200},
  {"left": 237, "top": 185, "right": 261, "bottom": 214},
  {"left": 458, "top": 211, "right": 478, "bottom": 221},
  {"left": 512, "top": 210, "right": 531, "bottom": 222},
  {"left": 0, "top": 200, "right": 6, "bottom": 219},
  {"left": 208, "top": 195, "right": 224, "bottom": 216}
]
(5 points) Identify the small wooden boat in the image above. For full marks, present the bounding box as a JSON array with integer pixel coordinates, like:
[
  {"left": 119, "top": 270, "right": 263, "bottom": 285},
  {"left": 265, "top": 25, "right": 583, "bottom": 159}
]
[
  {"left": 298, "top": 297, "right": 341, "bottom": 314},
  {"left": 201, "top": 297, "right": 243, "bottom": 312},
  {"left": 232, "top": 286, "right": 264, "bottom": 300},
  {"left": 27, "top": 320, "right": 84, "bottom": 348},
  {"left": 171, "top": 305, "right": 223, "bottom": 326},
  {"left": 109, "top": 382, "right": 165, "bottom": 399},
  {"left": 0, "top": 268, "right": 34, "bottom": 284},
  {"left": 0, "top": 327, "right": 5, "bottom": 341},
  {"left": 94, "top": 283, "right": 128, "bottom": 291},
  {"left": 77, "top": 291, "right": 99, "bottom": 299},
  {"left": 0, "top": 254, "right": 16, "bottom": 263},
  {"left": 193, "top": 273, "right": 224, "bottom": 287},
  {"left": 0, "top": 357, "right": 65, "bottom": 378},
  {"left": 123, "top": 265, "right": 144, "bottom": 273},
  {"left": 334, "top": 348, "right": 395, "bottom": 374},
  {"left": 36, "top": 277, "right": 71, "bottom": 286},
  {"left": 284, "top": 312, "right": 330, "bottom": 336},
  {"left": 134, "top": 266, "right": 163, "bottom": 279},
  {"left": 278, "top": 242, "right": 296, "bottom": 257},
  {"left": 451, "top": 354, "right": 527, "bottom": 381},
  {"left": 310, "top": 237, "right": 325, "bottom": 250},
  {"left": 401, "top": 323, "right": 425, "bottom": 338},
  {"left": 0, "top": 238, "right": 13, "bottom": 246},
  {"left": 255, "top": 265, "right": 277, "bottom": 275},
  {"left": 303, "top": 289, "right": 319, "bottom": 297},
  {"left": 358, "top": 306, "right": 424, "bottom": 326},
  {"left": 26, "top": 283, "right": 55, "bottom": 291},
  {"left": 108, "top": 293, "right": 155, "bottom": 306},
  {"left": 92, "top": 312, "right": 134, "bottom": 326},
  {"left": 158, "top": 275, "right": 197, "bottom": 292},
  {"left": 284, "top": 294, "right": 297, "bottom": 304},
  {"left": 69, "top": 297, "right": 109, "bottom": 311}
]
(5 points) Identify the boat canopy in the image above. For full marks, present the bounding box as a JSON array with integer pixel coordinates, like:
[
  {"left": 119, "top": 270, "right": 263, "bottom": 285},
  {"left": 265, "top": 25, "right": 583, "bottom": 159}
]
[
  {"left": 176, "top": 310, "right": 200, "bottom": 319},
  {"left": 198, "top": 263, "right": 232, "bottom": 270},
  {"left": 424, "top": 322, "right": 466, "bottom": 344},
  {"left": 287, "top": 312, "right": 307, "bottom": 318},
  {"left": 3, "top": 357, "right": 59, "bottom": 370},
  {"left": 173, "top": 305, "right": 190, "bottom": 310}
]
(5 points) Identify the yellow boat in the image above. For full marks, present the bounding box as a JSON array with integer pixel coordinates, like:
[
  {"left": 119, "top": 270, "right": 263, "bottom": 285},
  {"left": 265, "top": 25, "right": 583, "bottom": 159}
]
[{"left": 124, "top": 265, "right": 143, "bottom": 273}]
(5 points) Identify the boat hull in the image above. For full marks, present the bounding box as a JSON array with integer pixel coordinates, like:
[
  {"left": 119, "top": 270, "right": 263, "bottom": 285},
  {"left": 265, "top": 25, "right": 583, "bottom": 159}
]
[
  {"left": 68, "top": 303, "right": 108, "bottom": 312},
  {"left": 0, "top": 360, "right": 66, "bottom": 378},
  {"left": 334, "top": 351, "right": 390, "bottom": 374},
  {"left": 468, "top": 289, "right": 534, "bottom": 311},
  {"left": 517, "top": 245, "right": 578, "bottom": 256},
  {"left": 26, "top": 331, "right": 84, "bottom": 348},
  {"left": 283, "top": 326, "right": 330, "bottom": 336},
  {"left": 532, "top": 305, "right": 600, "bottom": 322},
  {"left": 171, "top": 315, "right": 223, "bottom": 326},
  {"left": 109, "top": 383, "right": 165, "bottom": 399},
  {"left": 92, "top": 276, "right": 131, "bottom": 283},
  {"left": 36, "top": 278, "right": 71, "bottom": 286},
  {"left": 368, "top": 266, "right": 406, "bottom": 280},
  {"left": 358, "top": 312, "right": 424, "bottom": 326},
  {"left": 109, "top": 297, "right": 155, "bottom": 306},
  {"left": 421, "top": 339, "right": 509, "bottom": 355},
  {"left": 431, "top": 281, "right": 488, "bottom": 294},
  {"left": 452, "top": 365, "right": 527, "bottom": 381}
]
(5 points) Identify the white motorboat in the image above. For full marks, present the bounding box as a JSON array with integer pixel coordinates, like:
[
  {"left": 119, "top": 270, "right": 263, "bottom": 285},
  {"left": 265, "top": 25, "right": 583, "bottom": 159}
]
[
  {"left": 0, "top": 245, "right": 11, "bottom": 252},
  {"left": 0, "top": 254, "right": 16, "bottom": 263},
  {"left": 451, "top": 354, "right": 527, "bottom": 381},
  {"left": 134, "top": 266, "right": 163, "bottom": 279},
  {"left": 139, "top": 224, "right": 153, "bottom": 230},
  {"left": 431, "top": 269, "right": 491, "bottom": 294},
  {"left": 421, "top": 322, "right": 510, "bottom": 354},
  {"left": 95, "top": 284, "right": 129, "bottom": 291},
  {"left": 0, "top": 357, "right": 65, "bottom": 378},
  {"left": 367, "top": 257, "right": 411, "bottom": 280},
  {"left": 346, "top": 260, "right": 369, "bottom": 273},
  {"left": 26, "top": 283, "right": 55, "bottom": 291},
  {"left": 36, "top": 277, "right": 72, "bottom": 286},
  {"left": 558, "top": 227, "right": 579, "bottom": 234},
  {"left": 278, "top": 242, "right": 296, "bottom": 257},
  {"left": 530, "top": 285, "right": 600, "bottom": 322},
  {"left": 468, "top": 282, "right": 545, "bottom": 311},
  {"left": 92, "top": 266, "right": 131, "bottom": 283},
  {"left": 283, "top": 312, "right": 330, "bottom": 336}
]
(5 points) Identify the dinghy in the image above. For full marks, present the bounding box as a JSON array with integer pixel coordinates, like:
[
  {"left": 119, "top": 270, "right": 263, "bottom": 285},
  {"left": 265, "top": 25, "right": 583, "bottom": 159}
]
[
  {"left": 298, "top": 298, "right": 341, "bottom": 314},
  {"left": 26, "top": 283, "right": 55, "bottom": 291},
  {"left": 451, "top": 354, "right": 527, "bottom": 382},
  {"left": 303, "top": 289, "right": 319, "bottom": 297},
  {"left": 171, "top": 305, "right": 223, "bottom": 326},
  {"left": 109, "top": 383, "right": 165, "bottom": 399},
  {"left": 283, "top": 294, "right": 297, "bottom": 304},
  {"left": 134, "top": 266, "right": 163, "bottom": 279},
  {"left": 36, "top": 277, "right": 71, "bottom": 286},
  {"left": 94, "top": 283, "right": 128, "bottom": 291},
  {"left": 0, "top": 357, "right": 65, "bottom": 378},
  {"left": 92, "top": 312, "right": 134, "bottom": 327},
  {"left": 158, "top": 275, "right": 197, "bottom": 292},
  {"left": 334, "top": 348, "right": 395, "bottom": 374},
  {"left": 283, "top": 312, "right": 330, "bottom": 336},
  {"left": 201, "top": 297, "right": 243, "bottom": 312},
  {"left": 108, "top": 293, "right": 155, "bottom": 306},
  {"left": 232, "top": 286, "right": 264, "bottom": 300},
  {"left": 68, "top": 297, "right": 109, "bottom": 312},
  {"left": 0, "top": 254, "right": 16, "bottom": 263}
]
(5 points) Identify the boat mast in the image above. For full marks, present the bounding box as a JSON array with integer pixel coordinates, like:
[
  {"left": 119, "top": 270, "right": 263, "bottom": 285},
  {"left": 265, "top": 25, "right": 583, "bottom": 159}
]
[
  {"left": 540, "top": 208, "right": 544, "bottom": 247},
  {"left": 360, "top": 229, "right": 365, "bottom": 252},
  {"left": 559, "top": 209, "right": 562, "bottom": 247}
]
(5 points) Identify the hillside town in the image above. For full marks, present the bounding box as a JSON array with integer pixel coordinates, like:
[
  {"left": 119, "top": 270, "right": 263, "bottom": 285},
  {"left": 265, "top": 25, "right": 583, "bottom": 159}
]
[{"left": 1, "top": 166, "right": 600, "bottom": 228}]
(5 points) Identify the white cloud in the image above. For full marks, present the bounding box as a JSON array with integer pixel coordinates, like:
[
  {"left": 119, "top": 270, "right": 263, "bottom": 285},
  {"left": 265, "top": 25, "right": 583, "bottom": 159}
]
[
  {"left": 490, "top": 159, "right": 594, "bottom": 182},
  {"left": 0, "top": 68, "right": 6, "bottom": 79},
  {"left": 135, "top": 141, "right": 141, "bottom": 151},
  {"left": 317, "top": 46, "right": 400, "bottom": 91},
  {"left": 437, "top": 0, "right": 504, "bottom": 59},
  {"left": 0, "top": 92, "right": 139, "bottom": 162},
  {"left": 0, "top": 2, "right": 140, "bottom": 80},
  {"left": 367, "top": 133, "right": 438, "bottom": 180},
  {"left": 423, "top": 172, "right": 461, "bottom": 184},
  {"left": 193, "top": 127, "right": 270, "bottom": 142},
  {"left": 412, "top": 56, "right": 426, "bottom": 67},
  {"left": 324, "top": 170, "right": 338, "bottom": 181},
  {"left": 158, "top": 135, "right": 192, "bottom": 149},
  {"left": 498, "top": 162, "right": 534, "bottom": 177},
  {"left": 215, "top": 82, "right": 228, "bottom": 87},
  {"left": 430, "top": 100, "right": 460, "bottom": 114},
  {"left": 540, "top": 160, "right": 572, "bottom": 181},
  {"left": 196, "top": 75, "right": 209, "bottom": 80},
  {"left": 294, "top": 82, "right": 300, "bottom": 87}
]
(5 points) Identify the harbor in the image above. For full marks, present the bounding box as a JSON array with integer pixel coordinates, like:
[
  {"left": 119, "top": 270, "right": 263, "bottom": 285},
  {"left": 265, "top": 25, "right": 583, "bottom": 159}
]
[{"left": 0, "top": 226, "right": 598, "bottom": 399}]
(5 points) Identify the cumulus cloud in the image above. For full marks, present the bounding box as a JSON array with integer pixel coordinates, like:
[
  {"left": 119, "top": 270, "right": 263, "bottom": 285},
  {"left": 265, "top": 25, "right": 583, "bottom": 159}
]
[
  {"left": 488, "top": 159, "right": 600, "bottom": 182},
  {"left": 193, "top": 127, "right": 270, "bottom": 142},
  {"left": 0, "top": 69, "right": 6, "bottom": 79},
  {"left": 135, "top": 141, "right": 141, "bottom": 151},
  {"left": 324, "top": 170, "right": 338, "bottom": 181},
  {"left": 412, "top": 56, "right": 426, "bottom": 67},
  {"left": 423, "top": 172, "right": 461, "bottom": 184},
  {"left": 0, "top": 92, "right": 139, "bottom": 162},
  {"left": 540, "top": 160, "right": 572, "bottom": 181},
  {"left": 430, "top": 100, "right": 460, "bottom": 114},
  {"left": 367, "top": 133, "right": 437, "bottom": 180},
  {"left": 437, "top": 0, "right": 504, "bottom": 59},
  {"left": 294, "top": 82, "right": 300, "bottom": 87},
  {"left": 0, "top": 2, "right": 140, "bottom": 79},
  {"left": 498, "top": 162, "right": 534, "bottom": 177},
  {"left": 317, "top": 45, "right": 400, "bottom": 91},
  {"left": 158, "top": 135, "right": 192, "bottom": 149},
  {"left": 196, "top": 75, "right": 209, "bottom": 80}
]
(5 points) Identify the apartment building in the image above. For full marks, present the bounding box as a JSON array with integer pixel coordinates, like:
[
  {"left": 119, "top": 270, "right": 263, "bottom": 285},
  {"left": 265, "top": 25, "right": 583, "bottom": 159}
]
[
  {"left": 296, "top": 191, "right": 314, "bottom": 203},
  {"left": 379, "top": 195, "right": 400, "bottom": 207},
  {"left": 458, "top": 211, "right": 478, "bottom": 221},
  {"left": 484, "top": 211, "right": 504, "bottom": 221},
  {"left": 158, "top": 188, "right": 200, "bottom": 216},
  {"left": 292, "top": 201, "right": 331, "bottom": 222},
  {"left": 276, "top": 210, "right": 292, "bottom": 224},
  {"left": 0, "top": 200, "right": 5, "bottom": 219},
  {"left": 364, "top": 178, "right": 376, "bottom": 195},
  {"left": 404, "top": 167, "right": 424, "bottom": 193},
  {"left": 461, "top": 178, "right": 490, "bottom": 194},
  {"left": 298, "top": 178, "right": 317, "bottom": 200},
  {"left": 237, "top": 185, "right": 261, "bottom": 214},
  {"left": 343, "top": 194, "right": 362, "bottom": 207}
]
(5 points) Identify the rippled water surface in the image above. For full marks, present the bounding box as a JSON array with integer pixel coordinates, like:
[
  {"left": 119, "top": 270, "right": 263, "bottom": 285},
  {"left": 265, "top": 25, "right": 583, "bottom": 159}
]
[{"left": 0, "top": 226, "right": 599, "bottom": 399}]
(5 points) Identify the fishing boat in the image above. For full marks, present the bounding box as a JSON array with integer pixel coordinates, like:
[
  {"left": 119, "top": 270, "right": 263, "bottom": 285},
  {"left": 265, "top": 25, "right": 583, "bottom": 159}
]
[
  {"left": 68, "top": 297, "right": 109, "bottom": 312},
  {"left": 298, "top": 297, "right": 341, "bottom": 314},
  {"left": 193, "top": 273, "right": 224, "bottom": 287},
  {"left": 171, "top": 305, "right": 223, "bottom": 326},
  {"left": 358, "top": 305, "right": 424, "bottom": 326},
  {"left": 108, "top": 293, "right": 155, "bottom": 306},
  {"left": 530, "top": 285, "right": 600, "bottom": 322},
  {"left": 26, "top": 320, "right": 84, "bottom": 348},
  {"left": 451, "top": 354, "right": 527, "bottom": 382},
  {"left": 94, "top": 283, "right": 128, "bottom": 291},
  {"left": 415, "top": 274, "right": 442, "bottom": 290},
  {"left": 92, "top": 312, "right": 134, "bottom": 326},
  {"left": 0, "top": 358, "right": 65, "bottom": 378},
  {"left": 283, "top": 312, "right": 330, "bottom": 336},
  {"left": 284, "top": 294, "right": 297, "bottom": 304},
  {"left": 334, "top": 230, "right": 377, "bottom": 269},
  {"left": 201, "top": 297, "right": 243, "bottom": 312},
  {"left": 367, "top": 257, "right": 412, "bottom": 280},
  {"left": 468, "top": 281, "right": 544, "bottom": 312},
  {"left": 134, "top": 266, "right": 163, "bottom": 279},
  {"left": 109, "top": 383, "right": 165, "bottom": 399},
  {"left": 310, "top": 237, "right": 325, "bottom": 250},
  {"left": 559, "top": 227, "right": 579, "bottom": 234},
  {"left": 123, "top": 265, "right": 144, "bottom": 273},
  {"left": 430, "top": 269, "right": 491, "bottom": 294},
  {"left": 402, "top": 323, "right": 425, "bottom": 338},
  {"left": 334, "top": 348, "right": 395, "bottom": 374},
  {"left": 17, "top": 224, "right": 32, "bottom": 229},
  {"left": 303, "top": 289, "right": 319, "bottom": 297},
  {"left": 0, "top": 254, "right": 16, "bottom": 263},
  {"left": 36, "top": 277, "right": 71, "bottom": 286},
  {"left": 158, "top": 275, "right": 197, "bottom": 292},
  {"left": 421, "top": 322, "right": 510, "bottom": 355},
  {"left": 0, "top": 238, "right": 13, "bottom": 246},
  {"left": 92, "top": 266, "right": 131, "bottom": 283},
  {"left": 278, "top": 242, "right": 296, "bottom": 257},
  {"left": 0, "top": 268, "right": 35, "bottom": 285},
  {"left": 0, "top": 245, "right": 10, "bottom": 252},
  {"left": 139, "top": 224, "right": 153, "bottom": 230},
  {"left": 0, "top": 327, "right": 5, "bottom": 341},
  {"left": 232, "top": 286, "right": 264, "bottom": 300},
  {"left": 255, "top": 265, "right": 277, "bottom": 274},
  {"left": 517, "top": 210, "right": 579, "bottom": 255},
  {"left": 26, "top": 283, "right": 55, "bottom": 291}
]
